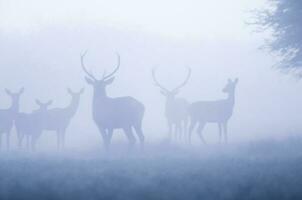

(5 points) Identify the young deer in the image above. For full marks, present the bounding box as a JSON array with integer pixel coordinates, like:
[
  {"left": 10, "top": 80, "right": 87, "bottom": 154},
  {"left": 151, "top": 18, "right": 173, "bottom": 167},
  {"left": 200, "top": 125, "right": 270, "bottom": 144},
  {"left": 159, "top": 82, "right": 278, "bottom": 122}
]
[
  {"left": 15, "top": 100, "right": 52, "bottom": 150},
  {"left": 188, "top": 79, "right": 238, "bottom": 144},
  {"left": 37, "top": 88, "right": 84, "bottom": 149},
  {"left": 0, "top": 88, "right": 24, "bottom": 149},
  {"left": 81, "top": 51, "right": 145, "bottom": 150},
  {"left": 152, "top": 68, "right": 191, "bottom": 140}
]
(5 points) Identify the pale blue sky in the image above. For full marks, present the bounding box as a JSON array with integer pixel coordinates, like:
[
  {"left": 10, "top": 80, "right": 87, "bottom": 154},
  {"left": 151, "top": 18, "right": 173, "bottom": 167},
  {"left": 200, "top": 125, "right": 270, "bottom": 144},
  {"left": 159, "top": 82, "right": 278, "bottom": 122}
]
[{"left": 0, "top": 0, "right": 266, "bottom": 39}]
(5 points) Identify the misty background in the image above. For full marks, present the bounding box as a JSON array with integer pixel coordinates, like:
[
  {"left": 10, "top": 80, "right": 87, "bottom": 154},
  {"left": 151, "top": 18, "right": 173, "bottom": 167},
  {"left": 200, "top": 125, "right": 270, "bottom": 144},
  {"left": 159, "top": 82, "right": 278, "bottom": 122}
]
[{"left": 1, "top": 0, "right": 301, "bottom": 151}]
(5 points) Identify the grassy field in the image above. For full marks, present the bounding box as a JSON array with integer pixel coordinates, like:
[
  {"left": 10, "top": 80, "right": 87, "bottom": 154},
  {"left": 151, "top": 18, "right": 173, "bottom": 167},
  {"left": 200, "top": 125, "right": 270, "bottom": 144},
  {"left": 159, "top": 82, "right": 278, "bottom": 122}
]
[{"left": 0, "top": 138, "right": 302, "bottom": 200}]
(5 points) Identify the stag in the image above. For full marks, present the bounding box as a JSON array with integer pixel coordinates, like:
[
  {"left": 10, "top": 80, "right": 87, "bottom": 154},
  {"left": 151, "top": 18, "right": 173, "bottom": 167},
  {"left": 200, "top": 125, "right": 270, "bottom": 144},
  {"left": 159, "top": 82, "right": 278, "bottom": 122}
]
[
  {"left": 188, "top": 78, "right": 238, "bottom": 144},
  {"left": 15, "top": 100, "right": 52, "bottom": 150},
  {"left": 0, "top": 88, "right": 24, "bottom": 149},
  {"left": 81, "top": 51, "right": 145, "bottom": 150},
  {"left": 37, "top": 88, "right": 84, "bottom": 149},
  {"left": 152, "top": 68, "right": 191, "bottom": 140}
]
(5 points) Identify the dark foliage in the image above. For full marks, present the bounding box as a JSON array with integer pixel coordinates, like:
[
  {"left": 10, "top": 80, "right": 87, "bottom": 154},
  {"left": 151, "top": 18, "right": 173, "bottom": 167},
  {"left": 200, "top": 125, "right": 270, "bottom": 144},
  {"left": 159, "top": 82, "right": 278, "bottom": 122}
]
[{"left": 253, "top": 0, "right": 302, "bottom": 75}]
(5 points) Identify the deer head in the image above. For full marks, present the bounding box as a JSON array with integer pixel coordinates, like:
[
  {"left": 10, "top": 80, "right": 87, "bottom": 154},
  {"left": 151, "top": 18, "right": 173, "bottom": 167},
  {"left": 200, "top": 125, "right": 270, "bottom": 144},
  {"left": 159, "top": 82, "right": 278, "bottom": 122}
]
[
  {"left": 81, "top": 51, "right": 120, "bottom": 97},
  {"left": 67, "top": 88, "right": 84, "bottom": 99},
  {"left": 35, "top": 100, "right": 53, "bottom": 111},
  {"left": 152, "top": 67, "right": 191, "bottom": 100},
  {"left": 5, "top": 88, "right": 24, "bottom": 113},
  {"left": 5, "top": 88, "right": 24, "bottom": 102},
  {"left": 222, "top": 78, "right": 239, "bottom": 94}
]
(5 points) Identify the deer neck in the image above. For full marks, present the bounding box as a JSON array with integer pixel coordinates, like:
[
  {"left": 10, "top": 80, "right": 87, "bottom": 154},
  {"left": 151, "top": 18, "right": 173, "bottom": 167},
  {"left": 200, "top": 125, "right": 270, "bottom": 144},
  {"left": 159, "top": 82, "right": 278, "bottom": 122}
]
[
  {"left": 92, "top": 89, "right": 109, "bottom": 108},
  {"left": 165, "top": 97, "right": 175, "bottom": 111},
  {"left": 166, "top": 98, "right": 173, "bottom": 106},
  {"left": 10, "top": 98, "right": 20, "bottom": 114},
  {"left": 65, "top": 97, "right": 80, "bottom": 117},
  {"left": 227, "top": 91, "right": 235, "bottom": 106}
]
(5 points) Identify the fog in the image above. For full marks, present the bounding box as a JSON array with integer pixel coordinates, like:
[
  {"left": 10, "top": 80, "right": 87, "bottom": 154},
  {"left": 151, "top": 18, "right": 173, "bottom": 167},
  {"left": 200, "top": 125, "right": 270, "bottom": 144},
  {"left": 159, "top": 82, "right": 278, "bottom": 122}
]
[
  {"left": 1, "top": 0, "right": 301, "bottom": 151},
  {"left": 1, "top": 0, "right": 302, "bottom": 199}
]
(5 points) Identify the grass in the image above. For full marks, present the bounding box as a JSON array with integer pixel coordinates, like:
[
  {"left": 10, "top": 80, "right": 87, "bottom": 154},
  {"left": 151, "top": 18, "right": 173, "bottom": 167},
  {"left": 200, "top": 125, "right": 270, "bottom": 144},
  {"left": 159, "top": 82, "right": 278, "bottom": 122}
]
[{"left": 0, "top": 137, "right": 302, "bottom": 200}]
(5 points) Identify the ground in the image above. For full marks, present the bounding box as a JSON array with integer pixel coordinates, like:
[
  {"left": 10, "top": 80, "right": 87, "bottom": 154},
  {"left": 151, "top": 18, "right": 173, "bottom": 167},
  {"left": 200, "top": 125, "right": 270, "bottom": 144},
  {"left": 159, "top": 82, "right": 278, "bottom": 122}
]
[{"left": 0, "top": 137, "right": 302, "bottom": 200}]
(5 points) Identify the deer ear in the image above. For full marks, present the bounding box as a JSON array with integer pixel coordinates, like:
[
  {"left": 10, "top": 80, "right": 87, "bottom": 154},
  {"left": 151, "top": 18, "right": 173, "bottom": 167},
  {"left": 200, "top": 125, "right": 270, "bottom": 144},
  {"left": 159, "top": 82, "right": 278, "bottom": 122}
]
[
  {"left": 172, "top": 89, "right": 179, "bottom": 95},
  {"left": 19, "top": 87, "right": 24, "bottom": 94},
  {"left": 35, "top": 99, "right": 42, "bottom": 106},
  {"left": 5, "top": 89, "right": 12, "bottom": 95},
  {"left": 85, "top": 77, "right": 94, "bottom": 85},
  {"left": 67, "top": 88, "right": 73, "bottom": 95},
  {"left": 104, "top": 77, "right": 115, "bottom": 85},
  {"left": 47, "top": 100, "right": 53, "bottom": 106},
  {"left": 160, "top": 90, "right": 167, "bottom": 96}
]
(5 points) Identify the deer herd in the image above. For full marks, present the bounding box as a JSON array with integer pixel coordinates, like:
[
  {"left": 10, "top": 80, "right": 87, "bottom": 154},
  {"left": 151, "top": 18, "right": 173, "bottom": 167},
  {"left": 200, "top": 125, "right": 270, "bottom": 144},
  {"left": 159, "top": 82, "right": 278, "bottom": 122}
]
[{"left": 0, "top": 52, "right": 238, "bottom": 151}]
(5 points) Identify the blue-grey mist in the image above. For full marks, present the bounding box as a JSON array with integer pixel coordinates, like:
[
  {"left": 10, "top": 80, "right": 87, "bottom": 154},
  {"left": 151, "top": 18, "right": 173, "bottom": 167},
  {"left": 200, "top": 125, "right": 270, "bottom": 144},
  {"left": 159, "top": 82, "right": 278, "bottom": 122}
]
[
  {"left": 0, "top": 0, "right": 302, "bottom": 199},
  {"left": 1, "top": 26, "right": 301, "bottom": 150}
]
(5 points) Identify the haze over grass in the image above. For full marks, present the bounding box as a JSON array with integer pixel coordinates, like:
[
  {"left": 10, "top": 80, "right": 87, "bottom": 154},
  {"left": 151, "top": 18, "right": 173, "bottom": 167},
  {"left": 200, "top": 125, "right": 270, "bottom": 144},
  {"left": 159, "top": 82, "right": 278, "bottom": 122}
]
[{"left": 0, "top": 137, "right": 302, "bottom": 200}]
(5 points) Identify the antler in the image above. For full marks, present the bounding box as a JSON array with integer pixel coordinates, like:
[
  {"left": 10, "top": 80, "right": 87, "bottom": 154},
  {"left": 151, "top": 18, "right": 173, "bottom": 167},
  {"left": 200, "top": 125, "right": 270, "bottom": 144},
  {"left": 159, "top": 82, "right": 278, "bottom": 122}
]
[
  {"left": 81, "top": 51, "right": 97, "bottom": 81},
  {"left": 152, "top": 68, "right": 170, "bottom": 92},
  {"left": 172, "top": 67, "right": 191, "bottom": 92},
  {"left": 103, "top": 53, "right": 120, "bottom": 80}
]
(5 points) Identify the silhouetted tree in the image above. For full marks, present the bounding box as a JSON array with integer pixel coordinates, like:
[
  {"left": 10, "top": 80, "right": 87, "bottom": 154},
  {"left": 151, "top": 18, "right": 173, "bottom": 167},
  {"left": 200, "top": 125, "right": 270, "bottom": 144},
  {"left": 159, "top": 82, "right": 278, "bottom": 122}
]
[{"left": 254, "top": 0, "right": 302, "bottom": 75}]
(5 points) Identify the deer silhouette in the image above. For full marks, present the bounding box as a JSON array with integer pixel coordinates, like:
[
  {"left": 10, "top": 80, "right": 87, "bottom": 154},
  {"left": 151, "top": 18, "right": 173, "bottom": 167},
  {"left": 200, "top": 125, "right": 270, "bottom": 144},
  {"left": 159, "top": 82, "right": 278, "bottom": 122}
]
[
  {"left": 81, "top": 51, "right": 145, "bottom": 150},
  {"left": 15, "top": 100, "right": 52, "bottom": 150},
  {"left": 152, "top": 68, "right": 191, "bottom": 140},
  {"left": 188, "top": 78, "right": 238, "bottom": 144},
  {"left": 36, "top": 88, "right": 84, "bottom": 149},
  {"left": 0, "top": 88, "right": 24, "bottom": 149}
]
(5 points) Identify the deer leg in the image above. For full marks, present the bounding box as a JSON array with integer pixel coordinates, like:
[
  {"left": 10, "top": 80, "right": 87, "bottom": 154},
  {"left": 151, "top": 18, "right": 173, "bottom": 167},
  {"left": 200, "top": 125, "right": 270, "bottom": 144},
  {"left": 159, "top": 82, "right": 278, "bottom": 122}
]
[
  {"left": 223, "top": 123, "right": 228, "bottom": 143},
  {"left": 178, "top": 123, "right": 182, "bottom": 140},
  {"left": 179, "top": 123, "right": 183, "bottom": 140},
  {"left": 62, "top": 130, "right": 66, "bottom": 149},
  {"left": 32, "top": 131, "right": 42, "bottom": 151},
  {"left": 31, "top": 133, "right": 37, "bottom": 151},
  {"left": 133, "top": 125, "right": 145, "bottom": 149},
  {"left": 188, "top": 119, "right": 197, "bottom": 145},
  {"left": 174, "top": 123, "right": 178, "bottom": 141},
  {"left": 18, "top": 132, "right": 24, "bottom": 148},
  {"left": 183, "top": 119, "right": 188, "bottom": 142},
  {"left": 107, "top": 128, "right": 113, "bottom": 142},
  {"left": 57, "top": 131, "right": 61, "bottom": 150},
  {"left": 107, "top": 128, "right": 114, "bottom": 150},
  {"left": 123, "top": 127, "right": 136, "bottom": 149},
  {"left": 6, "top": 132, "right": 10, "bottom": 150},
  {"left": 59, "top": 128, "right": 67, "bottom": 149},
  {"left": 26, "top": 135, "right": 30, "bottom": 150},
  {"left": 96, "top": 126, "right": 109, "bottom": 150},
  {"left": 168, "top": 122, "right": 172, "bottom": 141},
  {"left": 218, "top": 123, "right": 222, "bottom": 144},
  {"left": 104, "top": 129, "right": 111, "bottom": 150},
  {"left": 175, "top": 124, "right": 179, "bottom": 140},
  {"left": 174, "top": 125, "right": 177, "bottom": 140},
  {"left": 17, "top": 130, "right": 21, "bottom": 148},
  {"left": 174, "top": 124, "right": 177, "bottom": 140},
  {"left": 197, "top": 122, "right": 206, "bottom": 144},
  {"left": 33, "top": 131, "right": 43, "bottom": 151},
  {"left": 31, "top": 135, "right": 38, "bottom": 151},
  {"left": 175, "top": 123, "right": 181, "bottom": 140}
]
